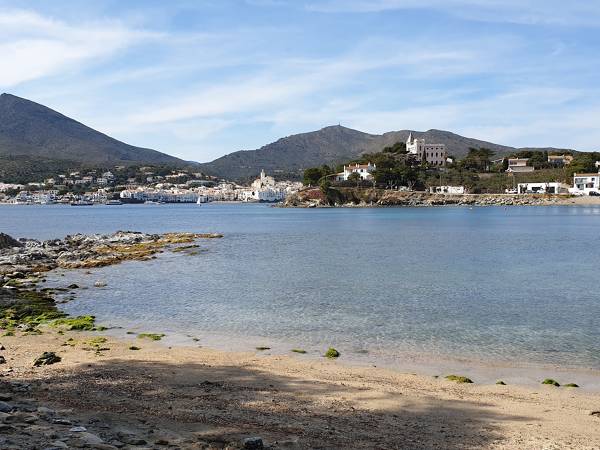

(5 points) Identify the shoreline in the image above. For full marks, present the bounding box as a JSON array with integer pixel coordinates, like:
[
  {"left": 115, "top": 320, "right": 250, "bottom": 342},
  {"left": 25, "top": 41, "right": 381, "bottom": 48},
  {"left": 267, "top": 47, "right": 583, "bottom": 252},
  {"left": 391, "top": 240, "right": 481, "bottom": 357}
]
[
  {"left": 2, "top": 231, "right": 600, "bottom": 447},
  {"left": 2, "top": 327, "right": 600, "bottom": 449}
]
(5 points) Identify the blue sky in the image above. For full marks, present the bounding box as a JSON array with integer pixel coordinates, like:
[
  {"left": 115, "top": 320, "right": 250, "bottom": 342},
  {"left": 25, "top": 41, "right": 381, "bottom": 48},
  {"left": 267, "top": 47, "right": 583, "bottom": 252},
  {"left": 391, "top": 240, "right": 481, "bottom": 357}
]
[{"left": 1, "top": 0, "right": 599, "bottom": 162}]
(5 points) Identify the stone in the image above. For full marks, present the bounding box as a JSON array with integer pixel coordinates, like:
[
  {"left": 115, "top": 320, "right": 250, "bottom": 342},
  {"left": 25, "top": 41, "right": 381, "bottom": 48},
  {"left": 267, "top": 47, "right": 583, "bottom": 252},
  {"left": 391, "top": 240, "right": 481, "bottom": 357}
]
[
  {"left": 242, "top": 437, "right": 264, "bottom": 449},
  {"left": 0, "top": 356, "right": 6, "bottom": 364},
  {"left": 52, "top": 418, "right": 72, "bottom": 425},
  {"left": 0, "top": 393, "right": 12, "bottom": 401},
  {"left": 0, "top": 401, "right": 13, "bottom": 413},
  {"left": 69, "top": 426, "right": 87, "bottom": 432},
  {"left": 37, "top": 406, "right": 56, "bottom": 415},
  {"left": 94, "top": 281, "right": 107, "bottom": 288},
  {"left": 49, "top": 442, "right": 68, "bottom": 449},
  {"left": 78, "top": 431, "right": 104, "bottom": 445},
  {"left": 33, "top": 352, "right": 61, "bottom": 367}
]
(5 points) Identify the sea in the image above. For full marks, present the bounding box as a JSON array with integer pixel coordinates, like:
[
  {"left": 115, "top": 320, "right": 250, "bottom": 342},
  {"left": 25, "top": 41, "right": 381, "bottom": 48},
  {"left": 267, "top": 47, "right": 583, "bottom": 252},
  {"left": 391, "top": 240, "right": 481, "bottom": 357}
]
[{"left": 2, "top": 203, "right": 600, "bottom": 388}]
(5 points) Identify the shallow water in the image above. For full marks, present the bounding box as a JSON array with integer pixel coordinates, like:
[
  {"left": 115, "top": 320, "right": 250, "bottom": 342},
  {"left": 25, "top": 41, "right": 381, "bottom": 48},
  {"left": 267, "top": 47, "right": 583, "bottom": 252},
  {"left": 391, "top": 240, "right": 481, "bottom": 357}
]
[{"left": 2, "top": 203, "right": 600, "bottom": 384}]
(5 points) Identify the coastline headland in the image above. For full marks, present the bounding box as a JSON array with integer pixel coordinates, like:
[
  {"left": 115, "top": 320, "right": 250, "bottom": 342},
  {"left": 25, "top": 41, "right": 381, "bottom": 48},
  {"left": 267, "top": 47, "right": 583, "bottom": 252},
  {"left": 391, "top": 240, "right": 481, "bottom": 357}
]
[
  {"left": 1, "top": 231, "right": 600, "bottom": 448},
  {"left": 283, "top": 187, "right": 600, "bottom": 208}
]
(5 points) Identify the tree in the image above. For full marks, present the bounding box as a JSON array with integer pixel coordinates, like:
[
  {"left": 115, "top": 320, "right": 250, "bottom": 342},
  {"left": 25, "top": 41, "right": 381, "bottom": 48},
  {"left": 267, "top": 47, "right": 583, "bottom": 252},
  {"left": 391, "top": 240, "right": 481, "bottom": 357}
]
[{"left": 303, "top": 167, "right": 323, "bottom": 186}]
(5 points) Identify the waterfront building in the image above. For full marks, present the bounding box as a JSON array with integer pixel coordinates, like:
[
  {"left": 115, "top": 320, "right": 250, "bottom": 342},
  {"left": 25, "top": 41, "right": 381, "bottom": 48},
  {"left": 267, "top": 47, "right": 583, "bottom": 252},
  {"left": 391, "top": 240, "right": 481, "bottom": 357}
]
[
  {"left": 429, "top": 186, "right": 465, "bottom": 194},
  {"left": 517, "top": 182, "right": 569, "bottom": 194},
  {"left": 506, "top": 158, "right": 534, "bottom": 173},
  {"left": 406, "top": 133, "right": 447, "bottom": 166},
  {"left": 570, "top": 172, "right": 600, "bottom": 195}
]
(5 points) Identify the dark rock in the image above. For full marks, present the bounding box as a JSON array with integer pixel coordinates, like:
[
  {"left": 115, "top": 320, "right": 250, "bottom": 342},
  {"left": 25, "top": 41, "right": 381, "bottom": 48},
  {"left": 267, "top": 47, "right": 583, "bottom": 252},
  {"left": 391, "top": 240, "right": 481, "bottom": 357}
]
[
  {"left": 242, "top": 437, "right": 264, "bottom": 449},
  {"left": 33, "top": 352, "right": 61, "bottom": 367},
  {"left": 0, "top": 234, "right": 23, "bottom": 250},
  {"left": 0, "top": 356, "right": 6, "bottom": 364},
  {"left": 0, "top": 393, "right": 12, "bottom": 401},
  {"left": 52, "top": 418, "right": 72, "bottom": 425},
  {"left": 0, "top": 401, "right": 13, "bottom": 413}
]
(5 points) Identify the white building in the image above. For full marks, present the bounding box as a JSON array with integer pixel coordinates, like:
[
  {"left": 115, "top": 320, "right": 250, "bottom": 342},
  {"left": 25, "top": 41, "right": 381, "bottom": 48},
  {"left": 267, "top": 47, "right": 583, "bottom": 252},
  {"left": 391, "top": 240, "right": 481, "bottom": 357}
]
[
  {"left": 246, "top": 170, "right": 286, "bottom": 202},
  {"left": 429, "top": 185, "right": 465, "bottom": 194},
  {"left": 406, "top": 133, "right": 447, "bottom": 166},
  {"left": 517, "top": 182, "right": 569, "bottom": 194},
  {"left": 570, "top": 172, "right": 600, "bottom": 195},
  {"left": 506, "top": 158, "right": 534, "bottom": 173},
  {"left": 335, "top": 163, "right": 376, "bottom": 181}
]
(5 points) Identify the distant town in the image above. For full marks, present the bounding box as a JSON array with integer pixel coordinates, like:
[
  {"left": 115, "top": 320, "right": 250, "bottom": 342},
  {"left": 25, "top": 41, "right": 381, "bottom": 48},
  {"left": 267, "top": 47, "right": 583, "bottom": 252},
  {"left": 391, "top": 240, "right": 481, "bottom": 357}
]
[{"left": 0, "top": 166, "right": 302, "bottom": 206}]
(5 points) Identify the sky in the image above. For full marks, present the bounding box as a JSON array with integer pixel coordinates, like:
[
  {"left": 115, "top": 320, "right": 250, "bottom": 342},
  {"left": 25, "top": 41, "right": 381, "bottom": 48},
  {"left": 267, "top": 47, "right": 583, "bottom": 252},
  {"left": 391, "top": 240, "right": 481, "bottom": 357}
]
[{"left": 1, "top": 0, "right": 600, "bottom": 162}]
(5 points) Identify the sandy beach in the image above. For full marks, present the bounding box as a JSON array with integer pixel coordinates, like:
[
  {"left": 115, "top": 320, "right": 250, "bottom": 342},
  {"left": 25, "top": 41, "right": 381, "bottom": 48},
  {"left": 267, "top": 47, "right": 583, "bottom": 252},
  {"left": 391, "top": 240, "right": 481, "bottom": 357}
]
[{"left": 1, "top": 327, "right": 599, "bottom": 449}]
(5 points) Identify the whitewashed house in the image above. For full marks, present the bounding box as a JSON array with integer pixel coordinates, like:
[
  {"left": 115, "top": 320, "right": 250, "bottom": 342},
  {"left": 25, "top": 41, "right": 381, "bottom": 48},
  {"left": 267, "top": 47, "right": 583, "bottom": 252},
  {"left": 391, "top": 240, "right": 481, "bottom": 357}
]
[
  {"left": 335, "top": 163, "right": 376, "bottom": 181},
  {"left": 570, "top": 172, "right": 600, "bottom": 195},
  {"left": 406, "top": 133, "right": 447, "bottom": 166},
  {"left": 517, "top": 182, "right": 569, "bottom": 194}
]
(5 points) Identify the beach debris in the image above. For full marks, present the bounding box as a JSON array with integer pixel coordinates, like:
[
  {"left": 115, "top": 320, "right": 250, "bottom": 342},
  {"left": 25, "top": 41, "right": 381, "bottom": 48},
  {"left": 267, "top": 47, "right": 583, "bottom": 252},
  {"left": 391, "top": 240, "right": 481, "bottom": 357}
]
[
  {"left": 291, "top": 349, "right": 307, "bottom": 354},
  {"left": 496, "top": 380, "right": 506, "bottom": 385},
  {"left": 324, "top": 347, "right": 340, "bottom": 358},
  {"left": 255, "top": 346, "right": 271, "bottom": 351},
  {"left": 445, "top": 375, "right": 473, "bottom": 384},
  {"left": 33, "top": 351, "right": 61, "bottom": 367},
  {"left": 541, "top": 378, "right": 560, "bottom": 387},
  {"left": 128, "top": 346, "right": 141, "bottom": 351},
  {"left": 590, "top": 411, "right": 600, "bottom": 417},
  {"left": 564, "top": 383, "right": 579, "bottom": 388}
]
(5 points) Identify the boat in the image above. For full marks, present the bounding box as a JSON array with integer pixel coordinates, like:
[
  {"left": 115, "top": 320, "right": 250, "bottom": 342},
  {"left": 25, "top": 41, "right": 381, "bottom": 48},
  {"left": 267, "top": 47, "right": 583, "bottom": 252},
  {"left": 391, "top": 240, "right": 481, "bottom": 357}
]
[
  {"left": 105, "top": 200, "right": 123, "bottom": 205},
  {"left": 70, "top": 200, "right": 94, "bottom": 206}
]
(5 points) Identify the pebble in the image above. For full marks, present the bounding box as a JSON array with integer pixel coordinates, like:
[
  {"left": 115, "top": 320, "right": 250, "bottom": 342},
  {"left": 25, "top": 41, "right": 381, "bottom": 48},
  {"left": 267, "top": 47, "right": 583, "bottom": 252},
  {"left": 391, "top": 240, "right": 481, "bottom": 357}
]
[
  {"left": 48, "top": 441, "right": 68, "bottom": 449},
  {"left": 69, "top": 426, "right": 87, "bottom": 432},
  {"left": 0, "top": 393, "right": 12, "bottom": 401},
  {"left": 0, "top": 356, "right": 6, "bottom": 364}
]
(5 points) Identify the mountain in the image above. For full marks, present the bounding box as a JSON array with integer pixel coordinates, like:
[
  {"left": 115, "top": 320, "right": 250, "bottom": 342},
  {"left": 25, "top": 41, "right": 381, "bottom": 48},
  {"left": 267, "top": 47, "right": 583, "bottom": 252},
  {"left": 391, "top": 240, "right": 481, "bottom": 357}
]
[
  {"left": 199, "top": 125, "right": 570, "bottom": 181},
  {"left": 0, "top": 93, "right": 186, "bottom": 167}
]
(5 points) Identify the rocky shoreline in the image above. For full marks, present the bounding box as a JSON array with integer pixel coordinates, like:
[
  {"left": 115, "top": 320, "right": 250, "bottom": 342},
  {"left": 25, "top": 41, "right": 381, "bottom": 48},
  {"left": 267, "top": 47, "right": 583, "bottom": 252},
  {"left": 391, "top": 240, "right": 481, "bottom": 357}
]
[
  {"left": 0, "top": 230, "right": 231, "bottom": 449},
  {"left": 283, "top": 187, "right": 592, "bottom": 208}
]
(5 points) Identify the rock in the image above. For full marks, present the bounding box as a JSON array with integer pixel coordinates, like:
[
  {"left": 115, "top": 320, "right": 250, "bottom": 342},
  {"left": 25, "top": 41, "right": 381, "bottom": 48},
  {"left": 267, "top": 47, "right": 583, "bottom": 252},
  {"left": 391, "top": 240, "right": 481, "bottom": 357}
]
[
  {"left": 67, "top": 284, "right": 80, "bottom": 289},
  {"left": 242, "top": 437, "right": 264, "bottom": 449},
  {"left": 117, "top": 433, "right": 147, "bottom": 446},
  {"left": 0, "top": 393, "right": 12, "bottom": 401},
  {"left": 0, "top": 234, "right": 23, "bottom": 250},
  {"left": 91, "top": 444, "right": 118, "bottom": 450},
  {"left": 94, "top": 281, "right": 107, "bottom": 288},
  {"left": 78, "top": 431, "right": 104, "bottom": 445},
  {"left": 0, "top": 401, "right": 13, "bottom": 413},
  {"left": 69, "top": 426, "right": 87, "bottom": 432},
  {"left": 591, "top": 411, "right": 600, "bottom": 417},
  {"left": 49, "top": 441, "right": 69, "bottom": 449},
  {"left": 0, "top": 356, "right": 6, "bottom": 364},
  {"left": 37, "top": 406, "right": 56, "bottom": 416},
  {"left": 52, "top": 418, "right": 72, "bottom": 425},
  {"left": 33, "top": 352, "right": 61, "bottom": 367}
]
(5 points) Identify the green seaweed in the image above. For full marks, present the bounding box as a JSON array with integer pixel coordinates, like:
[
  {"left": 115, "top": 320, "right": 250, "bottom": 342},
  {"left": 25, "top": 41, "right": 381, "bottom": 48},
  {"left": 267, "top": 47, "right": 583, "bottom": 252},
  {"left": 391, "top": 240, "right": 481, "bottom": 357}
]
[
  {"left": 564, "top": 383, "right": 579, "bottom": 388},
  {"left": 51, "top": 315, "right": 96, "bottom": 331},
  {"left": 445, "top": 375, "right": 473, "bottom": 384},
  {"left": 255, "top": 346, "right": 271, "bottom": 351},
  {"left": 541, "top": 378, "right": 560, "bottom": 386},
  {"left": 496, "top": 380, "right": 506, "bottom": 385},
  {"left": 291, "top": 349, "right": 307, "bottom": 354},
  {"left": 324, "top": 347, "right": 340, "bottom": 358},
  {"left": 137, "top": 333, "right": 165, "bottom": 341}
]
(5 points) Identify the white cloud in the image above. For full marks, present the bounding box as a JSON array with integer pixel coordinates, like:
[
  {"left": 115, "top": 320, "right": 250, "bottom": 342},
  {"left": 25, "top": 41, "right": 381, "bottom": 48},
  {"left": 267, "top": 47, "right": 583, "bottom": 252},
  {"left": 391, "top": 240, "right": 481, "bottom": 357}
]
[
  {"left": 0, "top": 9, "right": 158, "bottom": 88},
  {"left": 306, "top": 0, "right": 600, "bottom": 26}
]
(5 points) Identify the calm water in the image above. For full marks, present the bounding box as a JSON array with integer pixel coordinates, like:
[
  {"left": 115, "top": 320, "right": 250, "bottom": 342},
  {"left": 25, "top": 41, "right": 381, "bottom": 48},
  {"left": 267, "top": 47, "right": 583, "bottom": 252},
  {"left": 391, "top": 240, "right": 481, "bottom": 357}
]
[{"left": 2, "top": 203, "right": 600, "bottom": 380}]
